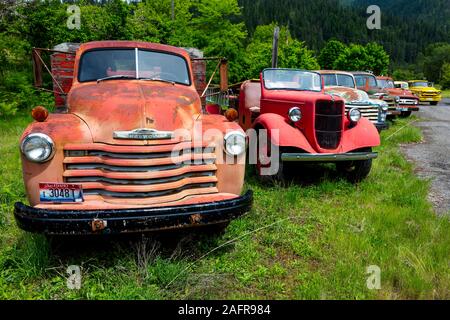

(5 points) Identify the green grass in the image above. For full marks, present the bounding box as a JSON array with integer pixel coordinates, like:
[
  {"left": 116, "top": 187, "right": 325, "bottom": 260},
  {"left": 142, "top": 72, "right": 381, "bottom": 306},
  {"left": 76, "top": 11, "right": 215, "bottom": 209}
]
[
  {"left": 441, "top": 90, "right": 450, "bottom": 99},
  {"left": 0, "top": 112, "right": 449, "bottom": 299}
]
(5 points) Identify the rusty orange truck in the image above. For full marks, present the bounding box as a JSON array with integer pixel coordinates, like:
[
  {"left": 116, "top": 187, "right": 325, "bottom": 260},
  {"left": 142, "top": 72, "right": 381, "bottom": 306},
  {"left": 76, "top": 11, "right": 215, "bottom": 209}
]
[{"left": 14, "top": 41, "right": 252, "bottom": 235}]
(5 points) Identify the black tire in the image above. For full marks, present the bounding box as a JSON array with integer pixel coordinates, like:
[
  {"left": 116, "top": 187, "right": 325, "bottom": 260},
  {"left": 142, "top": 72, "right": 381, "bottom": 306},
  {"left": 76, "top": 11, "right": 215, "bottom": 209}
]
[
  {"left": 430, "top": 101, "right": 438, "bottom": 106},
  {"left": 201, "top": 222, "right": 229, "bottom": 236},
  {"left": 336, "top": 148, "right": 373, "bottom": 183},
  {"left": 255, "top": 130, "right": 285, "bottom": 184},
  {"left": 400, "top": 110, "right": 412, "bottom": 117}
]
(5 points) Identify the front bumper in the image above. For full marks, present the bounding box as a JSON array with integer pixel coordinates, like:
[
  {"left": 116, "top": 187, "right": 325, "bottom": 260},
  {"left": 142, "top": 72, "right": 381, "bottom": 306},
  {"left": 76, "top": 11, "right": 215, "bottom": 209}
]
[
  {"left": 281, "top": 152, "right": 378, "bottom": 162},
  {"left": 418, "top": 96, "right": 442, "bottom": 103},
  {"left": 397, "top": 106, "right": 419, "bottom": 112},
  {"left": 387, "top": 109, "right": 401, "bottom": 116},
  {"left": 14, "top": 191, "right": 253, "bottom": 235}
]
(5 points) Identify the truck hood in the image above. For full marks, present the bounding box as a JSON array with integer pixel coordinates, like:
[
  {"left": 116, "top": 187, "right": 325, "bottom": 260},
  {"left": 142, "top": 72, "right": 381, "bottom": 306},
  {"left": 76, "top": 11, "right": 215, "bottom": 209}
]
[
  {"left": 410, "top": 86, "right": 439, "bottom": 93},
  {"left": 68, "top": 81, "right": 201, "bottom": 145},
  {"left": 384, "top": 88, "right": 417, "bottom": 98},
  {"left": 325, "top": 86, "right": 369, "bottom": 103}
]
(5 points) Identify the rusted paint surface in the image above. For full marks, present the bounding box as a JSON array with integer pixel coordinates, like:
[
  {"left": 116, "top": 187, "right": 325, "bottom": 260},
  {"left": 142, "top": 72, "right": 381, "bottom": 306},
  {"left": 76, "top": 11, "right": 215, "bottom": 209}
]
[
  {"left": 376, "top": 76, "right": 419, "bottom": 108},
  {"left": 324, "top": 86, "right": 366, "bottom": 102}
]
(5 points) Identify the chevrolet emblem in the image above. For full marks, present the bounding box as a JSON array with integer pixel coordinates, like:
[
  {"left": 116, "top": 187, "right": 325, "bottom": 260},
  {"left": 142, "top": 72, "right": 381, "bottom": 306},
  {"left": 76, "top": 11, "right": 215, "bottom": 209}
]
[{"left": 113, "top": 128, "right": 173, "bottom": 140}]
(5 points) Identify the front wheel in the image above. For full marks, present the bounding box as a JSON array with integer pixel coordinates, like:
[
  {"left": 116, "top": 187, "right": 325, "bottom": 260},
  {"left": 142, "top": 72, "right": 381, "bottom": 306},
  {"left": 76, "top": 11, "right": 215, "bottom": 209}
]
[
  {"left": 336, "top": 149, "right": 373, "bottom": 183},
  {"left": 400, "top": 110, "right": 412, "bottom": 117},
  {"left": 255, "top": 131, "right": 285, "bottom": 184}
]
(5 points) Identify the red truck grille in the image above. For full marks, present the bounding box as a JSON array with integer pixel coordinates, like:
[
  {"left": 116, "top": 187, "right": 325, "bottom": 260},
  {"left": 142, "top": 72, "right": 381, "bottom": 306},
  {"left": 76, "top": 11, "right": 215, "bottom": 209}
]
[
  {"left": 315, "top": 100, "right": 343, "bottom": 149},
  {"left": 63, "top": 142, "right": 218, "bottom": 200}
]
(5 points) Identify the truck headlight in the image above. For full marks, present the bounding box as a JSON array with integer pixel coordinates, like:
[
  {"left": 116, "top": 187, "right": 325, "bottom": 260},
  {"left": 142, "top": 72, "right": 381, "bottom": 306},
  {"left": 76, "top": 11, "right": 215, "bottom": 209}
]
[
  {"left": 224, "top": 131, "right": 246, "bottom": 156},
  {"left": 347, "top": 108, "right": 361, "bottom": 123},
  {"left": 380, "top": 101, "right": 389, "bottom": 112},
  {"left": 20, "top": 133, "right": 55, "bottom": 163},
  {"left": 395, "top": 96, "right": 400, "bottom": 103},
  {"left": 288, "top": 107, "right": 302, "bottom": 122}
]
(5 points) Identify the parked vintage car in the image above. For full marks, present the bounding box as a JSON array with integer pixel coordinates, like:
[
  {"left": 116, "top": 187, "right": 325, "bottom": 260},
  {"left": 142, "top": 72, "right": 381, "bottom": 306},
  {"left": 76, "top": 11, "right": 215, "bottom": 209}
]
[
  {"left": 352, "top": 71, "right": 401, "bottom": 117},
  {"left": 394, "top": 81, "right": 409, "bottom": 90},
  {"left": 377, "top": 76, "right": 419, "bottom": 117},
  {"left": 408, "top": 80, "right": 442, "bottom": 105},
  {"left": 317, "top": 70, "right": 389, "bottom": 131},
  {"left": 238, "top": 68, "right": 380, "bottom": 182},
  {"left": 14, "top": 41, "right": 252, "bottom": 236}
]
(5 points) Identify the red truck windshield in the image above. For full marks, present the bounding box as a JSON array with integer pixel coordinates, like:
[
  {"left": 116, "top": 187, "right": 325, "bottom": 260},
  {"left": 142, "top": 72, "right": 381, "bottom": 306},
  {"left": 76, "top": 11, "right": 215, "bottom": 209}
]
[
  {"left": 263, "top": 69, "right": 322, "bottom": 91},
  {"left": 78, "top": 48, "right": 191, "bottom": 85}
]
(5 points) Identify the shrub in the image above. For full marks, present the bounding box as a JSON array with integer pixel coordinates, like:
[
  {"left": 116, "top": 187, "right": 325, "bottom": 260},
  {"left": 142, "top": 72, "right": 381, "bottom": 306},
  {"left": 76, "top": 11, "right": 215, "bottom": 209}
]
[
  {"left": 0, "top": 101, "right": 18, "bottom": 118},
  {"left": 440, "top": 63, "right": 450, "bottom": 90}
]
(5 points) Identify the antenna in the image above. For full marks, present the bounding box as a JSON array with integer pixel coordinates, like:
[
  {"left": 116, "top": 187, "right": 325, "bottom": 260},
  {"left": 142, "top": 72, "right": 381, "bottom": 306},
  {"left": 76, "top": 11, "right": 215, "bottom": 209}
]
[{"left": 271, "top": 26, "right": 280, "bottom": 68}]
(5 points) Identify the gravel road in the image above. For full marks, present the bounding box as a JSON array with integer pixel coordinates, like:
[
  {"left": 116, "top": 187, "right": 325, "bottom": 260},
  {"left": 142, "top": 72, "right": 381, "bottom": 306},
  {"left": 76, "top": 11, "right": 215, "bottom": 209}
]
[{"left": 401, "top": 98, "right": 450, "bottom": 215}]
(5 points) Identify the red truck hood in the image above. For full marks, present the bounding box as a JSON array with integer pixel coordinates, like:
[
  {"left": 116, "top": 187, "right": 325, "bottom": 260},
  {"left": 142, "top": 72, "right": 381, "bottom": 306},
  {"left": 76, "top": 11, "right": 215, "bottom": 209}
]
[{"left": 67, "top": 81, "right": 201, "bottom": 145}]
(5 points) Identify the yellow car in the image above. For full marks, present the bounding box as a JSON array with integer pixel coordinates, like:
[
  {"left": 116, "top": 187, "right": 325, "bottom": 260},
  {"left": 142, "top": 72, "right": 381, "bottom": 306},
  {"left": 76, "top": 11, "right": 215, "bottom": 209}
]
[{"left": 408, "top": 80, "right": 442, "bottom": 105}]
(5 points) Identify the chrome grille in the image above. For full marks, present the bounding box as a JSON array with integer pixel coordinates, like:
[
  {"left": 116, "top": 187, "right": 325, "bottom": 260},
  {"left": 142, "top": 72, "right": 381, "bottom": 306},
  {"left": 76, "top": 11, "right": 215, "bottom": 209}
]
[
  {"left": 345, "top": 105, "right": 379, "bottom": 123},
  {"left": 315, "top": 100, "right": 343, "bottom": 149},
  {"left": 63, "top": 142, "right": 218, "bottom": 199}
]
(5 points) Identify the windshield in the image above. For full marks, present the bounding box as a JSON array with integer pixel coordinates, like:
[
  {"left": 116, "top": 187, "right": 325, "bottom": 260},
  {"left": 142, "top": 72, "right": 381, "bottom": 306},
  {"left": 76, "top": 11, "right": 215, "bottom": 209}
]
[
  {"left": 322, "top": 74, "right": 355, "bottom": 88},
  {"left": 263, "top": 69, "right": 321, "bottom": 91},
  {"left": 78, "top": 48, "right": 190, "bottom": 85},
  {"left": 377, "top": 79, "right": 394, "bottom": 88},
  {"left": 395, "top": 82, "right": 408, "bottom": 89},
  {"left": 355, "top": 75, "right": 378, "bottom": 88},
  {"left": 410, "top": 81, "right": 429, "bottom": 87}
]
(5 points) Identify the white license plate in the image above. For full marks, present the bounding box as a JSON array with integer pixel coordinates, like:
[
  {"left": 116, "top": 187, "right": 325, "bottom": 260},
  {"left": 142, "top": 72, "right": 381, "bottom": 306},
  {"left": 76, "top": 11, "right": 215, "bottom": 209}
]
[
  {"left": 39, "top": 183, "right": 84, "bottom": 203},
  {"left": 425, "top": 98, "right": 434, "bottom": 101}
]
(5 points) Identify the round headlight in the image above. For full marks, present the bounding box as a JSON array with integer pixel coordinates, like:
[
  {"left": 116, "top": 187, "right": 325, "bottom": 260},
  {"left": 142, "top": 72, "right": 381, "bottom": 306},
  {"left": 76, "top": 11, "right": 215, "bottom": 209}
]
[
  {"left": 20, "top": 133, "right": 55, "bottom": 163},
  {"left": 395, "top": 96, "right": 400, "bottom": 103},
  {"left": 288, "top": 107, "right": 302, "bottom": 122},
  {"left": 348, "top": 108, "right": 361, "bottom": 123},
  {"left": 380, "top": 102, "right": 389, "bottom": 112},
  {"left": 224, "top": 131, "right": 246, "bottom": 156}
]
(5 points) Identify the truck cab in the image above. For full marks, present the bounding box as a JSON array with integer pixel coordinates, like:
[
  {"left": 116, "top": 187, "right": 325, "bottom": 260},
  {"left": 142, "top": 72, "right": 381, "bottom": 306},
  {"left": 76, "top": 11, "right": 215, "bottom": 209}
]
[{"left": 14, "top": 41, "right": 252, "bottom": 235}]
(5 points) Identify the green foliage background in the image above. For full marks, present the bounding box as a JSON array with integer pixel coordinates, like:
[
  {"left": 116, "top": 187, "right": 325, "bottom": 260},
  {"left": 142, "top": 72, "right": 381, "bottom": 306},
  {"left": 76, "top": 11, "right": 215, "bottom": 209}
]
[{"left": 0, "top": 0, "right": 449, "bottom": 117}]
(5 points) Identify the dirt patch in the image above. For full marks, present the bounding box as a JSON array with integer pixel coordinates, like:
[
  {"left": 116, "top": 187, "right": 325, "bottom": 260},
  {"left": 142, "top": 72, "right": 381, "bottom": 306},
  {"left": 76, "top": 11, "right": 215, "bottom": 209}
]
[{"left": 401, "top": 99, "right": 450, "bottom": 215}]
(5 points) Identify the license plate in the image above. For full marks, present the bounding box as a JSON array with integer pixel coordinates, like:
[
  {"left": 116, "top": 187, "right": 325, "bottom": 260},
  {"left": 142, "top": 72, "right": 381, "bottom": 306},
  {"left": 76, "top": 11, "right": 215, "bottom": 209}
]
[
  {"left": 426, "top": 98, "right": 434, "bottom": 101},
  {"left": 400, "top": 108, "right": 409, "bottom": 111},
  {"left": 39, "top": 183, "right": 84, "bottom": 203}
]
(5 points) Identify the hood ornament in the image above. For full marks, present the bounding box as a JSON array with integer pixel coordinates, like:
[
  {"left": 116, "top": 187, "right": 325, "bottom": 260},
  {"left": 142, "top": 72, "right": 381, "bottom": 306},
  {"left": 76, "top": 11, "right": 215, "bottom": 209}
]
[{"left": 113, "top": 128, "right": 173, "bottom": 140}]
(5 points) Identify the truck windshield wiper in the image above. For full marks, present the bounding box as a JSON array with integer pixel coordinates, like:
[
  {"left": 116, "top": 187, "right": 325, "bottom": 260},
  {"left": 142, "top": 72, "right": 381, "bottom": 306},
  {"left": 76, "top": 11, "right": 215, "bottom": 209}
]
[
  {"left": 97, "top": 75, "right": 137, "bottom": 83},
  {"left": 139, "top": 77, "right": 175, "bottom": 85}
]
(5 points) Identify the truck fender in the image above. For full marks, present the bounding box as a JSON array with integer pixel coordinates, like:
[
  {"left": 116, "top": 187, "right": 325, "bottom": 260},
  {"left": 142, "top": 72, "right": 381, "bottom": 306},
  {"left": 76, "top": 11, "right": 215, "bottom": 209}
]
[
  {"left": 252, "top": 113, "right": 316, "bottom": 153},
  {"left": 20, "top": 113, "right": 93, "bottom": 206},
  {"left": 341, "top": 117, "right": 381, "bottom": 152}
]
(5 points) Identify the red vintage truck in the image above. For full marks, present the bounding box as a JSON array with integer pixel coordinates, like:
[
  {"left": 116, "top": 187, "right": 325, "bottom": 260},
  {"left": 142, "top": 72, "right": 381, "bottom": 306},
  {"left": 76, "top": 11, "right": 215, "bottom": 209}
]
[
  {"left": 238, "top": 68, "right": 380, "bottom": 183},
  {"left": 376, "top": 76, "right": 419, "bottom": 117},
  {"left": 14, "top": 41, "right": 252, "bottom": 236}
]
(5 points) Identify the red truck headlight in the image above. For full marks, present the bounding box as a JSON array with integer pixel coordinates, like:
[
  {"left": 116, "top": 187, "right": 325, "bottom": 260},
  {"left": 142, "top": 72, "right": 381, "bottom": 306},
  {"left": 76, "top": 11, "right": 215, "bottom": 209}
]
[
  {"left": 20, "top": 133, "right": 55, "bottom": 163},
  {"left": 224, "top": 131, "right": 246, "bottom": 156}
]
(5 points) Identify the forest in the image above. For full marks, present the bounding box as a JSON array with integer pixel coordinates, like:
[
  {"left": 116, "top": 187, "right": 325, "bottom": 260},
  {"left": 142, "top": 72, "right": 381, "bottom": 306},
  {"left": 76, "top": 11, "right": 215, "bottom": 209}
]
[{"left": 0, "top": 0, "right": 449, "bottom": 117}]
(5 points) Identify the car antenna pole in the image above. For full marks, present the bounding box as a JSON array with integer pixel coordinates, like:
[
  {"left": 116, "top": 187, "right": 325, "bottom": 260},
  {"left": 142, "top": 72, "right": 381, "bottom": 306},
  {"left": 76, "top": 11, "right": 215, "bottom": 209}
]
[{"left": 272, "top": 26, "right": 279, "bottom": 68}]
